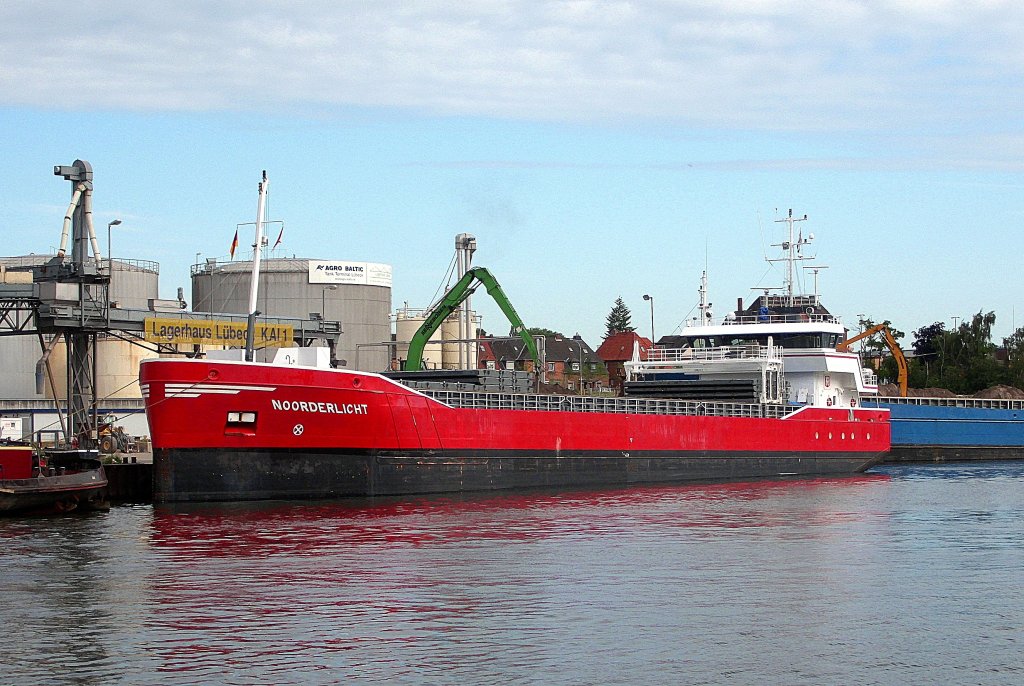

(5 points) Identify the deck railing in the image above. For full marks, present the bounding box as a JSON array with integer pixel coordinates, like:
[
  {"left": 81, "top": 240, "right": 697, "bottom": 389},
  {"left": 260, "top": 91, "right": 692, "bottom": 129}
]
[
  {"left": 422, "top": 389, "right": 792, "bottom": 419},
  {"left": 645, "top": 344, "right": 782, "bottom": 363},
  {"left": 722, "top": 313, "right": 841, "bottom": 326},
  {"left": 867, "top": 396, "right": 1024, "bottom": 410}
]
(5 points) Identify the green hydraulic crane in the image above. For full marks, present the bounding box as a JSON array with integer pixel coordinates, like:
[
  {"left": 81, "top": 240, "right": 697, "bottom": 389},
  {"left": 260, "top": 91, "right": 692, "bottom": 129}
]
[{"left": 403, "top": 267, "right": 539, "bottom": 372}]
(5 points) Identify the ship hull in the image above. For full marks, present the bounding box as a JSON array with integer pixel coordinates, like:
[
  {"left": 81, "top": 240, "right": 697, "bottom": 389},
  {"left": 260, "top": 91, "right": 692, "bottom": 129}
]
[
  {"left": 155, "top": 447, "right": 880, "bottom": 502},
  {"left": 141, "top": 359, "right": 890, "bottom": 503},
  {"left": 866, "top": 398, "right": 1024, "bottom": 461}
]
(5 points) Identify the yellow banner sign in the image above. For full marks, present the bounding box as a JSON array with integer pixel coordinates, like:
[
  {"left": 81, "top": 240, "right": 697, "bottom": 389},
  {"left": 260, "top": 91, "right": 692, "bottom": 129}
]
[{"left": 144, "top": 317, "right": 294, "bottom": 348}]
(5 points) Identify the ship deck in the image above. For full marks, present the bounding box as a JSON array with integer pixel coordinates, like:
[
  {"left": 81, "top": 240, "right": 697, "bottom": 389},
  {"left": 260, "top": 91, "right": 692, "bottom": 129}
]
[{"left": 419, "top": 389, "right": 796, "bottom": 419}]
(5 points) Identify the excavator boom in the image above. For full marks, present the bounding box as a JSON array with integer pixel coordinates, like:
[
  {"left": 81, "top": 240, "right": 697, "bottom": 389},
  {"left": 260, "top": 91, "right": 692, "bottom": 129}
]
[
  {"left": 837, "top": 323, "right": 908, "bottom": 396},
  {"left": 403, "top": 267, "right": 539, "bottom": 371}
]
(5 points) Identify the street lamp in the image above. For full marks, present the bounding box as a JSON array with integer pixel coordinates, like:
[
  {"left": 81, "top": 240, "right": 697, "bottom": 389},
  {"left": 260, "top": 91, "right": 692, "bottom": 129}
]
[
  {"left": 106, "top": 219, "right": 122, "bottom": 328},
  {"left": 322, "top": 285, "right": 338, "bottom": 319},
  {"left": 107, "top": 219, "right": 122, "bottom": 275},
  {"left": 643, "top": 294, "right": 655, "bottom": 342}
]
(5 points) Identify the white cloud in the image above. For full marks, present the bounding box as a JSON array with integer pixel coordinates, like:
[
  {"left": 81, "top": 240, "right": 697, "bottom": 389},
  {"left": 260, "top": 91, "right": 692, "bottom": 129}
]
[{"left": 1, "top": 0, "right": 1022, "bottom": 134}]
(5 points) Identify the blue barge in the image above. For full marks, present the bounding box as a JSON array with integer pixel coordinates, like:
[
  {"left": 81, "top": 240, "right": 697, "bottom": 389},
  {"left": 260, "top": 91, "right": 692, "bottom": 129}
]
[{"left": 865, "top": 396, "right": 1024, "bottom": 461}]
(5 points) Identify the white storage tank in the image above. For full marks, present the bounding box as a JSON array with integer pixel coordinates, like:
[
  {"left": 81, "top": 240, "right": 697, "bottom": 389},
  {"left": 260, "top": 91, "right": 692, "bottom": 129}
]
[
  {"left": 43, "top": 337, "right": 159, "bottom": 400},
  {"left": 395, "top": 308, "right": 444, "bottom": 370},
  {"left": 192, "top": 258, "right": 392, "bottom": 372}
]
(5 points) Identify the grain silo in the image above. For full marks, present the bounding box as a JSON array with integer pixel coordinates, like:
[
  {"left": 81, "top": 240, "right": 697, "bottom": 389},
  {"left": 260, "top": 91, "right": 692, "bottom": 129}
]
[
  {"left": 393, "top": 305, "right": 482, "bottom": 370},
  {"left": 191, "top": 257, "right": 392, "bottom": 371}
]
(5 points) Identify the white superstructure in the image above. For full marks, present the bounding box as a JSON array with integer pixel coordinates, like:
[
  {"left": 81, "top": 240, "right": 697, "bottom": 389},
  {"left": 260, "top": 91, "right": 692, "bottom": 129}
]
[{"left": 625, "top": 211, "right": 875, "bottom": 409}]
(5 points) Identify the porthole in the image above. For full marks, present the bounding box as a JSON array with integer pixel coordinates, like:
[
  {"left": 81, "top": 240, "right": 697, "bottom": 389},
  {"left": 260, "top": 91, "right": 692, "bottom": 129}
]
[
  {"left": 867, "top": 433, "right": 871, "bottom": 440},
  {"left": 828, "top": 432, "right": 833, "bottom": 440},
  {"left": 815, "top": 432, "right": 819, "bottom": 440},
  {"left": 841, "top": 433, "right": 846, "bottom": 440}
]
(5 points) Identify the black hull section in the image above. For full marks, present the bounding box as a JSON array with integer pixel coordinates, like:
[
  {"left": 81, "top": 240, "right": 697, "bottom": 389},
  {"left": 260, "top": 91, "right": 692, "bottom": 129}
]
[
  {"left": 154, "top": 448, "right": 884, "bottom": 503},
  {"left": 886, "top": 445, "right": 1024, "bottom": 463}
]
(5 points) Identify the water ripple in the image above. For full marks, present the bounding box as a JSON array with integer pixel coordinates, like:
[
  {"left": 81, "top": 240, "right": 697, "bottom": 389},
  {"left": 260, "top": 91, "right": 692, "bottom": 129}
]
[{"left": 2, "top": 464, "right": 1023, "bottom": 684}]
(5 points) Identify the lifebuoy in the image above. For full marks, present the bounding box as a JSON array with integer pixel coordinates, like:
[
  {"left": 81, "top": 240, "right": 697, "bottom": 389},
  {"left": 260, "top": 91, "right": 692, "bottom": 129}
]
[
  {"left": 850, "top": 399, "right": 857, "bottom": 407},
  {"left": 826, "top": 397, "right": 833, "bottom": 407}
]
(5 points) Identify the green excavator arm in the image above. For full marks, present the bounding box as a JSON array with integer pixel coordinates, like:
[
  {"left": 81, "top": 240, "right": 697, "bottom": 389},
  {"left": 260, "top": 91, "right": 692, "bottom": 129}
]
[{"left": 403, "top": 267, "right": 539, "bottom": 371}]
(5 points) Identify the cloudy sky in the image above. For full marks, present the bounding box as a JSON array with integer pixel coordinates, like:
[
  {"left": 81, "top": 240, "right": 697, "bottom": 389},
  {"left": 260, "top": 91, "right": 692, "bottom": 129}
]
[{"left": 3, "top": 1, "right": 1023, "bottom": 344}]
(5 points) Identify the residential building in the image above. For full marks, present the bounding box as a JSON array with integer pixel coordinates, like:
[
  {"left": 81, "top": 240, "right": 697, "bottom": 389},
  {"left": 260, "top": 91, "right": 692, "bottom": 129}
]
[{"left": 596, "top": 331, "right": 653, "bottom": 393}]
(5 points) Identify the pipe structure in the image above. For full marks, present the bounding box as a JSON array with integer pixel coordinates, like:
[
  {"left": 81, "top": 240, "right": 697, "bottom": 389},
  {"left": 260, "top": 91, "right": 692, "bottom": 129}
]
[
  {"left": 82, "top": 184, "right": 103, "bottom": 262},
  {"left": 57, "top": 183, "right": 86, "bottom": 258}
]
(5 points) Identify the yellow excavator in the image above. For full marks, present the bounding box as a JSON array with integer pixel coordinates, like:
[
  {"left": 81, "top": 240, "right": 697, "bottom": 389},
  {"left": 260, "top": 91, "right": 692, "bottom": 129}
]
[{"left": 836, "top": 324, "right": 908, "bottom": 397}]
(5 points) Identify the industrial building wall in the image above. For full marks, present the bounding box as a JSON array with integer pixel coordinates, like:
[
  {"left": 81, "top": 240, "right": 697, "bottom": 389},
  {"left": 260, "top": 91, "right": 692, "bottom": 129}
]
[
  {"left": 192, "top": 258, "right": 392, "bottom": 372},
  {"left": 0, "top": 336, "right": 43, "bottom": 399}
]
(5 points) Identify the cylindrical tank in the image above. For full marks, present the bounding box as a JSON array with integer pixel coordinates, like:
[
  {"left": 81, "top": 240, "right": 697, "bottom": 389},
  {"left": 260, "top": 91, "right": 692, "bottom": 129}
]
[
  {"left": 395, "top": 309, "right": 444, "bottom": 370},
  {"left": 109, "top": 258, "right": 160, "bottom": 309},
  {"left": 395, "top": 309, "right": 480, "bottom": 370},
  {"left": 44, "top": 337, "right": 159, "bottom": 400},
  {"left": 192, "top": 258, "right": 392, "bottom": 372},
  {"left": 441, "top": 316, "right": 461, "bottom": 369}
]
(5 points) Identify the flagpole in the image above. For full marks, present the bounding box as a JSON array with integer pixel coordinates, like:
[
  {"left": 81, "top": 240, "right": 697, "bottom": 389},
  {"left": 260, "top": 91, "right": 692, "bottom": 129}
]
[{"left": 245, "top": 171, "right": 268, "bottom": 362}]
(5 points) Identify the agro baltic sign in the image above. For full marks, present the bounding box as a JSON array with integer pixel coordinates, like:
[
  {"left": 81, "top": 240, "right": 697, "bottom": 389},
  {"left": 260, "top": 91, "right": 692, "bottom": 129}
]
[
  {"left": 144, "top": 317, "right": 293, "bottom": 348},
  {"left": 308, "top": 261, "right": 392, "bottom": 287}
]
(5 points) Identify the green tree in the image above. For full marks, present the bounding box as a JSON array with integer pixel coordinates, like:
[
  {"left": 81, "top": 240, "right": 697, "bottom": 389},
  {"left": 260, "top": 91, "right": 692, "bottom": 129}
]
[
  {"left": 528, "top": 327, "right": 564, "bottom": 337},
  {"left": 854, "top": 316, "right": 905, "bottom": 355},
  {"left": 937, "top": 311, "right": 1006, "bottom": 393},
  {"left": 912, "top": 322, "right": 946, "bottom": 358},
  {"left": 604, "top": 297, "right": 635, "bottom": 337},
  {"left": 909, "top": 321, "right": 947, "bottom": 386},
  {"left": 1003, "top": 327, "right": 1024, "bottom": 389}
]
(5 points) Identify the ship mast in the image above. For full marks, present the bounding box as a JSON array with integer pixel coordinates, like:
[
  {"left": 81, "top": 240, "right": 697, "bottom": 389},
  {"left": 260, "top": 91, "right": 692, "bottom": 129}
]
[
  {"left": 244, "top": 171, "right": 269, "bottom": 362},
  {"left": 697, "top": 270, "right": 712, "bottom": 323},
  {"left": 770, "top": 209, "right": 812, "bottom": 307}
]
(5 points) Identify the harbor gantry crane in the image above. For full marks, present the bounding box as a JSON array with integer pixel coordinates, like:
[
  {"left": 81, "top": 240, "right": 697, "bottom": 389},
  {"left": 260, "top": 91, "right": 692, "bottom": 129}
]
[{"left": 0, "top": 160, "right": 340, "bottom": 449}]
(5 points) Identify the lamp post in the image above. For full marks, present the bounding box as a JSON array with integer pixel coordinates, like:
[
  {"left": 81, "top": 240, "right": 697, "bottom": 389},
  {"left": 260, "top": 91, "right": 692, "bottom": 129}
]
[
  {"left": 106, "top": 219, "right": 121, "bottom": 328},
  {"left": 107, "top": 219, "right": 122, "bottom": 275},
  {"left": 643, "top": 294, "right": 655, "bottom": 342},
  {"left": 321, "top": 285, "right": 338, "bottom": 320}
]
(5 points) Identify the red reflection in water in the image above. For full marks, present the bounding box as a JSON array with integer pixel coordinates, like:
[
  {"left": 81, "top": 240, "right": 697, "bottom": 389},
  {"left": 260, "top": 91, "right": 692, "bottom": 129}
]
[
  {"left": 149, "top": 474, "right": 890, "bottom": 557},
  {"left": 142, "top": 474, "right": 894, "bottom": 679}
]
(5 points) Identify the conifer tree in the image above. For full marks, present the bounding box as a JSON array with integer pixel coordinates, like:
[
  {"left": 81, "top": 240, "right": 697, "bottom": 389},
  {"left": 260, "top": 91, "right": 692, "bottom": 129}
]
[{"left": 605, "top": 297, "right": 635, "bottom": 337}]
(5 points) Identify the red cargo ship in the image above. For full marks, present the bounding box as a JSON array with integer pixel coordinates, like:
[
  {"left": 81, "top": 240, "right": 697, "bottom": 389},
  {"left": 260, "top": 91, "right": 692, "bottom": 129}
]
[
  {"left": 140, "top": 357, "right": 889, "bottom": 503},
  {"left": 141, "top": 194, "right": 889, "bottom": 503}
]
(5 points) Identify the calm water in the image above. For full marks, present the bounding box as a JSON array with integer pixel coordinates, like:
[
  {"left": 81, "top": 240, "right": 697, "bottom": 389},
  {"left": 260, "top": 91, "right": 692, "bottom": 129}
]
[{"left": 2, "top": 462, "right": 1023, "bottom": 685}]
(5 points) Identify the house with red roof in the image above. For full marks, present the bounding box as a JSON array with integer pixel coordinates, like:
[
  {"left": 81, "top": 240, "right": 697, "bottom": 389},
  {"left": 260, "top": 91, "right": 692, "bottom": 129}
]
[{"left": 596, "top": 331, "right": 653, "bottom": 393}]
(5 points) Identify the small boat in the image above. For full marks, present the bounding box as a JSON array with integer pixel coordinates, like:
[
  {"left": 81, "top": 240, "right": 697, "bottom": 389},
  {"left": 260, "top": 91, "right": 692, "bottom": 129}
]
[{"left": 0, "top": 444, "right": 109, "bottom": 514}]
